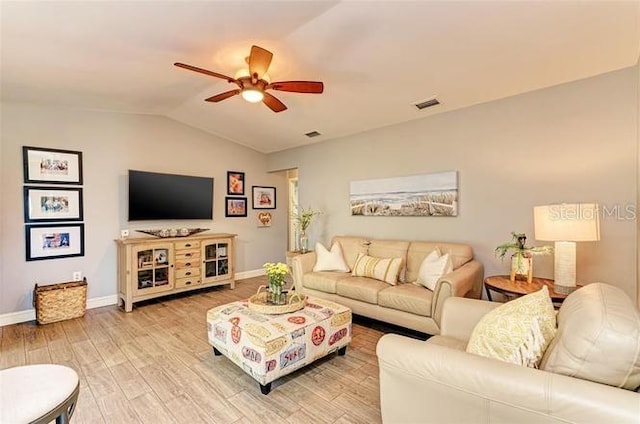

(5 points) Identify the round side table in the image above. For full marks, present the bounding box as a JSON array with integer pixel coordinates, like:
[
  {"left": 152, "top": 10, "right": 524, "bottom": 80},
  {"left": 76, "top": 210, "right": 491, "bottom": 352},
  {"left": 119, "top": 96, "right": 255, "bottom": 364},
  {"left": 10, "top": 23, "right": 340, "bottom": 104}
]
[{"left": 484, "top": 275, "right": 573, "bottom": 304}]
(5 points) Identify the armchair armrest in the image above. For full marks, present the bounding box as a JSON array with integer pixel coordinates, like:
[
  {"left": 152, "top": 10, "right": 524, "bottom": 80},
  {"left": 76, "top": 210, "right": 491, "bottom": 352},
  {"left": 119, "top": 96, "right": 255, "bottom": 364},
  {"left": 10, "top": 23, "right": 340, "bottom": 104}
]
[
  {"left": 431, "top": 259, "right": 484, "bottom": 326},
  {"left": 376, "top": 334, "right": 640, "bottom": 424},
  {"left": 290, "top": 252, "right": 317, "bottom": 292},
  {"left": 439, "top": 297, "right": 501, "bottom": 342}
]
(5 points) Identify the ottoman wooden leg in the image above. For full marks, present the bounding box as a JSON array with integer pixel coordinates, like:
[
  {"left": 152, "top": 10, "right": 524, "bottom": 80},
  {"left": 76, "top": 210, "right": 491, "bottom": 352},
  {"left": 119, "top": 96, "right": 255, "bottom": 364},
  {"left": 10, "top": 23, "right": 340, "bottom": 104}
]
[
  {"left": 260, "top": 382, "right": 272, "bottom": 395},
  {"left": 337, "top": 346, "right": 347, "bottom": 356},
  {"left": 213, "top": 347, "right": 222, "bottom": 356}
]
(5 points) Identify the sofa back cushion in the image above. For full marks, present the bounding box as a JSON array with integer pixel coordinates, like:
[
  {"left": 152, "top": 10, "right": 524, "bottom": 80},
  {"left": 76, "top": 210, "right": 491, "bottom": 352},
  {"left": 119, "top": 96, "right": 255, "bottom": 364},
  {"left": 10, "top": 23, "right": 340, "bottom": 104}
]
[
  {"left": 406, "top": 242, "right": 473, "bottom": 283},
  {"left": 332, "top": 236, "right": 369, "bottom": 270},
  {"left": 540, "top": 283, "right": 640, "bottom": 390}
]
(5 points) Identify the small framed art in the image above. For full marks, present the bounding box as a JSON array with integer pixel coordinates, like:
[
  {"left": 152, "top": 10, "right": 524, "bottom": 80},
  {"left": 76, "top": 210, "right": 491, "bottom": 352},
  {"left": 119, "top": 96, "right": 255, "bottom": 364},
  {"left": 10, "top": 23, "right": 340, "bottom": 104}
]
[
  {"left": 251, "top": 186, "right": 276, "bottom": 209},
  {"left": 227, "top": 171, "right": 245, "bottom": 195},
  {"left": 225, "top": 197, "right": 247, "bottom": 217},
  {"left": 23, "top": 146, "right": 83, "bottom": 185},
  {"left": 24, "top": 186, "right": 83, "bottom": 223},
  {"left": 26, "top": 223, "right": 85, "bottom": 261}
]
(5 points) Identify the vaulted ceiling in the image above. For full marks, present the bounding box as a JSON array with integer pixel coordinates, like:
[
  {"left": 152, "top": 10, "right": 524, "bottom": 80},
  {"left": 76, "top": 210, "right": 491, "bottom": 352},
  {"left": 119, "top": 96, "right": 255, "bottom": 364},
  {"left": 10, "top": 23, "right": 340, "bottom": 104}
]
[{"left": 1, "top": 1, "right": 639, "bottom": 153}]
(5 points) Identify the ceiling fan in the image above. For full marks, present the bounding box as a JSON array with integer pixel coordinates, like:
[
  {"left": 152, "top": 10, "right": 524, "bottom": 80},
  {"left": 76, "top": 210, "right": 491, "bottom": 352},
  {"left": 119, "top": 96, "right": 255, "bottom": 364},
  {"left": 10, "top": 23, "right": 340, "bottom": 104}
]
[{"left": 174, "top": 45, "right": 324, "bottom": 113}]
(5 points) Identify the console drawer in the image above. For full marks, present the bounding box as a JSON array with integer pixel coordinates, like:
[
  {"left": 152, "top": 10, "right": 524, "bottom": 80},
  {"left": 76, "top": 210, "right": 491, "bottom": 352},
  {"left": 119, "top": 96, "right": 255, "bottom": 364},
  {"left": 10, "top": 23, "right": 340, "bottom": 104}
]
[
  {"left": 175, "top": 250, "right": 200, "bottom": 260},
  {"left": 175, "top": 268, "right": 201, "bottom": 279},
  {"left": 175, "top": 240, "right": 200, "bottom": 250},
  {"left": 175, "top": 277, "right": 201, "bottom": 289}
]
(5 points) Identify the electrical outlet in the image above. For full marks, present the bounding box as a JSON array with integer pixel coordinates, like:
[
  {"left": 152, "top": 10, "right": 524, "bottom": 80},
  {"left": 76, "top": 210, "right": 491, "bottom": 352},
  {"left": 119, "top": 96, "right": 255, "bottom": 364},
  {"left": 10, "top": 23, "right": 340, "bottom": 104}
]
[
  {"left": 121, "top": 229, "right": 130, "bottom": 238},
  {"left": 73, "top": 271, "right": 82, "bottom": 281}
]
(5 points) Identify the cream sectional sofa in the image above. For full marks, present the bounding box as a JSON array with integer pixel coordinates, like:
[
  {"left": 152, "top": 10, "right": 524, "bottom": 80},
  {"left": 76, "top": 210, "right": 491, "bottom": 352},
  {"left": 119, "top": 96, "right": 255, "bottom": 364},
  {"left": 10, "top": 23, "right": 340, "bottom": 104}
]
[{"left": 291, "top": 236, "right": 484, "bottom": 335}]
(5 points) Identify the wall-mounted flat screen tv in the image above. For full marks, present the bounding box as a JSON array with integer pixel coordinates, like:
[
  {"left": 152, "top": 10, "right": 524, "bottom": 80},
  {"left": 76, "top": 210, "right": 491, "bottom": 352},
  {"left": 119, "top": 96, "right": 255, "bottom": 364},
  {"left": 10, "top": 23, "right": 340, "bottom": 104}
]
[{"left": 128, "top": 170, "right": 213, "bottom": 221}]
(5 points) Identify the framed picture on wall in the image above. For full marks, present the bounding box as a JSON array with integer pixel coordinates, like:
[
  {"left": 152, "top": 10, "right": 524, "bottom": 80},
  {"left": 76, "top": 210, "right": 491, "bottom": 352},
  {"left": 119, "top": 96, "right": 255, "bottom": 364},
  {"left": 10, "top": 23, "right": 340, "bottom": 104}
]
[
  {"left": 227, "top": 171, "right": 245, "bottom": 195},
  {"left": 23, "top": 186, "right": 83, "bottom": 223},
  {"left": 225, "top": 197, "right": 247, "bottom": 217},
  {"left": 251, "top": 186, "right": 276, "bottom": 209},
  {"left": 25, "top": 223, "right": 85, "bottom": 261},
  {"left": 23, "top": 146, "right": 83, "bottom": 185}
]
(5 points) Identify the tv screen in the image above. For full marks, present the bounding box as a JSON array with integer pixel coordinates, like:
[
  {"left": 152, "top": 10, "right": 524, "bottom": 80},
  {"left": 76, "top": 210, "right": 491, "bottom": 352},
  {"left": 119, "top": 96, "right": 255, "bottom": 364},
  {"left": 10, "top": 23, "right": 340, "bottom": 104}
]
[{"left": 128, "top": 170, "right": 213, "bottom": 221}]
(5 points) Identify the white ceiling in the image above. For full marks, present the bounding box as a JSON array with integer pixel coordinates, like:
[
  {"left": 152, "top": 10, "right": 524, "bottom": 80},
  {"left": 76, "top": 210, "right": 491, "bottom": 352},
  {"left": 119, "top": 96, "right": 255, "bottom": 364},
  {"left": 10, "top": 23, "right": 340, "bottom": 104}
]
[{"left": 2, "top": 1, "right": 639, "bottom": 153}]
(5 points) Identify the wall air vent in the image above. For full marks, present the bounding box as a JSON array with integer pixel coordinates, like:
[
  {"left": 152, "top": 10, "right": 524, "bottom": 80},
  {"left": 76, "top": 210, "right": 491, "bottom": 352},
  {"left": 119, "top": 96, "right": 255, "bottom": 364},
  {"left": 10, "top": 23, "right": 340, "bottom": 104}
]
[
  {"left": 414, "top": 98, "right": 440, "bottom": 110},
  {"left": 305, "top": 131, "right": 321, "bottom": 138}
]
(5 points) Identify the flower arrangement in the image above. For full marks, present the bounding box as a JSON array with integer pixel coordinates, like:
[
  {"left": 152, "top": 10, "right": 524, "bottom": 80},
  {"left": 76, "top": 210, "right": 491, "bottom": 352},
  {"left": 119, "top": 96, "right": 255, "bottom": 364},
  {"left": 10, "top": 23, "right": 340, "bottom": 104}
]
[
  {"left": 292, "top": 206, "right": 322, "bottom": 232},
  {"left": 263, "top": 262, "right": 289, "bottom": 287}
]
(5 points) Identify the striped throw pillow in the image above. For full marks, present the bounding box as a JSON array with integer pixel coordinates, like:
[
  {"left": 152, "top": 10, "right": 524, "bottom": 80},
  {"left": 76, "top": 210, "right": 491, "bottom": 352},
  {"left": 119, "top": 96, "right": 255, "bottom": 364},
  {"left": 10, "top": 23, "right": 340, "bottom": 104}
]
[{"left": 351, "top": 253, "right": 403, "bottom": 285}]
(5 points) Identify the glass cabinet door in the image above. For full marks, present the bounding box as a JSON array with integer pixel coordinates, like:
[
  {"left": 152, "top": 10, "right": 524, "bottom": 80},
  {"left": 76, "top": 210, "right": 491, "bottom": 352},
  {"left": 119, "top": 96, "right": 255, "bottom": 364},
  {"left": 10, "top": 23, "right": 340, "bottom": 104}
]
[
  {"left": 133, "top": 244, "right": 174, "bottom": 295},
  {"left": 201, "top": 239, "right": 231, "bottom": 284}
]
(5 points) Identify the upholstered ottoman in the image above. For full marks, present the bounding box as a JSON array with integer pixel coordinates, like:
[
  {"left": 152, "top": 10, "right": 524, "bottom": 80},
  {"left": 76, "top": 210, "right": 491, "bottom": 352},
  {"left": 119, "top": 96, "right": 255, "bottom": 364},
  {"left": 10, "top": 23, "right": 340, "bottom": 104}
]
[{"left": 206, "top": 296, "right": 351, "bottom": 394}]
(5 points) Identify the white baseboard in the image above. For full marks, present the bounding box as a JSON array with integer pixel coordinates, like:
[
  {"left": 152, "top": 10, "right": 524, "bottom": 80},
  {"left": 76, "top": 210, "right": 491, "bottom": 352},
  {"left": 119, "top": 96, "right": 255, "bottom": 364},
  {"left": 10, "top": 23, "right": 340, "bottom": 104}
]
[{"left": 0, "top": 269, "right": 265, "bottom": 327}]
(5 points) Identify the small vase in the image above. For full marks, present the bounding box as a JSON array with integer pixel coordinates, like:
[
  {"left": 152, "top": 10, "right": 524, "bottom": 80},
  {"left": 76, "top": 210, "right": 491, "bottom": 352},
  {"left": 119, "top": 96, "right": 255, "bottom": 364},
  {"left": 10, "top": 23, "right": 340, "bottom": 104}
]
[
  {"left": 268, "top": 280, "right": 286, "bottom": 305},
  {"left": 299, "top": 231, "right": 308, "bottom": 254},
  {"left": 511, "top": 254, "right": 532, "bottom": 283}
]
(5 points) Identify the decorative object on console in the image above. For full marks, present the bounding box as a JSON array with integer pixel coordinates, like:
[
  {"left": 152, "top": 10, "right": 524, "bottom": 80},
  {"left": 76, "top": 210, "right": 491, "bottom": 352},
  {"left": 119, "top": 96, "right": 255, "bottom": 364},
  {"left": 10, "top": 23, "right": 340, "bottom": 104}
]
[
  {"left": 292, "top": 205, "right": 321, "bottom": 253},
  {"left": 350, "top": 171, "right": 458, "bottom": 216},
  {"left": 136, "top": 228, "right": 208, "bottom": 238},
  {"left": 263, "top": 262, "right": 290, "bottom": 305},
  {"left": 495, "top": 232, "right": 552, "bottom": 283},
  {"left": 227, "top": 171, "right": 245, "bottom": 195},
  {"left": 252, "top": 186, "right": 276, "bottom": 209},
  {"left": 23, "top": 146, "right": 83, "bottom": 185},
  {"left": 534, "top": 203, "right": 600, "bottom": 295},
  {"left": 225, "top": 197, "right": 247, "bottom": 217}
]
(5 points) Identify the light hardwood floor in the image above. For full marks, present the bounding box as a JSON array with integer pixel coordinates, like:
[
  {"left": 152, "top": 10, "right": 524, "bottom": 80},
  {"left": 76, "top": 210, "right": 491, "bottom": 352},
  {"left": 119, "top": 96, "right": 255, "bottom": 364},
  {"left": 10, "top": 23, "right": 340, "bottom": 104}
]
[{"left": 0, "top": 277, "right": 384, "bottom": 423}]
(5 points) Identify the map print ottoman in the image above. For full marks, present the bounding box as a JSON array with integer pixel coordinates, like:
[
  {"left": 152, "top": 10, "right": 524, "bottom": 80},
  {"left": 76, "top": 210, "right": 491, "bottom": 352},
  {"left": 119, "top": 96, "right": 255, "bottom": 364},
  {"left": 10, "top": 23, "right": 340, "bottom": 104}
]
[{"left": 206, "top": 296, "right": 351, "bottom": 394}]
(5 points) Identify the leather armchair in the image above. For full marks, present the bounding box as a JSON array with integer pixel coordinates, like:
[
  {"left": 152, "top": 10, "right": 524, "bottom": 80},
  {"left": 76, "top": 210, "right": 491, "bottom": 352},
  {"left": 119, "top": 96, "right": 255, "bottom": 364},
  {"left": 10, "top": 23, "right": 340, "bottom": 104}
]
[{"left": 377, "top": 284, "right": 640, "bottom": 423}]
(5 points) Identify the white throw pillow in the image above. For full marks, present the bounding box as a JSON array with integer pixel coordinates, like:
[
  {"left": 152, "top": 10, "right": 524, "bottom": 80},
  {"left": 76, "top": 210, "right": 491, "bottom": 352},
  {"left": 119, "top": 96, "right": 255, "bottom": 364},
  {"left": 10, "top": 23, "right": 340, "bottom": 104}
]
[
  {"left": 313, "top": 242, "right": 350, "bottom": 272},
  {"left": 416, "top": 250, "right": 452, "bottom": 291}
]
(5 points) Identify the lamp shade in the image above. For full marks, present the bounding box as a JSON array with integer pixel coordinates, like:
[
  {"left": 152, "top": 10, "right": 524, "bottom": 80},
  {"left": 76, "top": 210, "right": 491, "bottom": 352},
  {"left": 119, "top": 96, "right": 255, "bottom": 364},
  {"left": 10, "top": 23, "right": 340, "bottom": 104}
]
[{"left": 534, "top": 203, "right": 600, "bottom": 242}]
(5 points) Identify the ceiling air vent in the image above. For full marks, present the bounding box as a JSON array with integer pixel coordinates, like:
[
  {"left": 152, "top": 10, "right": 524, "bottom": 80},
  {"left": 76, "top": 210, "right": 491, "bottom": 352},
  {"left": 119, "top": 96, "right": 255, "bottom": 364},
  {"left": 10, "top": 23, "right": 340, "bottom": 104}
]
[
  {"left": 305, "top": 131, "right": 321, "bottom": 138},
  {"left": 414, "top": 98, "right": 440, "bottom": 110}
]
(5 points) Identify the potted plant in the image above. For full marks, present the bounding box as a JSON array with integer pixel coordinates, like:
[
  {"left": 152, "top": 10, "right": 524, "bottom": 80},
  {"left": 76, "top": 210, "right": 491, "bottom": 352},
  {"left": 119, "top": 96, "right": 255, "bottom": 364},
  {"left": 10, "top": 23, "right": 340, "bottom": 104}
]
[
  {"left": 495, "top": 232, "right": 552, "bottom": 282},
  {"left": 292, "top": 206, "right": 322, "bottom": 253}
]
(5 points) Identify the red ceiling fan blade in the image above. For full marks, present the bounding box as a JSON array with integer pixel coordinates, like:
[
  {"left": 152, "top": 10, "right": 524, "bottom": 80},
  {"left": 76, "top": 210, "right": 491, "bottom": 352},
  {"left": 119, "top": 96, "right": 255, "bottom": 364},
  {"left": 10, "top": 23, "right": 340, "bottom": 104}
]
[
  {"left": 263, "top": 92, "right": 287, "bottom": 113},
  {"left": 205, "top": 89, "right": 241, "bottom": 102},
  {"left": 267, "top": 81, "right": 324, "bottom": 94},
  {"left": 174, "top": 62, "right": 238, "bottom": 84},
  {"left": 248, "top": 45, "right": 273, "bottom": 79}
]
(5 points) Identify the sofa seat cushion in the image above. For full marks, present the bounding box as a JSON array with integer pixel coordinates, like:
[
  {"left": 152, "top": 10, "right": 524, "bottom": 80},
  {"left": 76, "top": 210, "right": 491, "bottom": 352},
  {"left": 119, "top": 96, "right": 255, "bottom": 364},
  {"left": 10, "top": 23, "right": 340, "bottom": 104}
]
[
  {"left": 540, "top": 283, "right": 640, "bottom": 390},
  {"left": 336, "top": 277, "right": 390, "bottom": 304},
  {"left": 378, "top": 284, "right": 433, "bottom": 317},
  {"left": 302, "top": 271, "right": 351, "bottom": 294}
]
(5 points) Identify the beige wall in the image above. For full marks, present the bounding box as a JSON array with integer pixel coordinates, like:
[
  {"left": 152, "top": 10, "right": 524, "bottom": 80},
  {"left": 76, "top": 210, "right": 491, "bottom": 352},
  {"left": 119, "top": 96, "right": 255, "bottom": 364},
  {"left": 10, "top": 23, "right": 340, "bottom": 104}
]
[
  {"left": 0, "top": 103, "right": 287, "bottom": 314},
  {"left": 269, "top": 67, "right": 639, "bottom": 302}
]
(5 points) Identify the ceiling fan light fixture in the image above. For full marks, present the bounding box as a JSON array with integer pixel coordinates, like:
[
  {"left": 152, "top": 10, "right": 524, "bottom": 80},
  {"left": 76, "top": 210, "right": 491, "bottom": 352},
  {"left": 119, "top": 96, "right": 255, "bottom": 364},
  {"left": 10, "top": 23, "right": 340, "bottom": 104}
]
[{"left": 241, "top": 88, "right": 264, "bottom": 103}]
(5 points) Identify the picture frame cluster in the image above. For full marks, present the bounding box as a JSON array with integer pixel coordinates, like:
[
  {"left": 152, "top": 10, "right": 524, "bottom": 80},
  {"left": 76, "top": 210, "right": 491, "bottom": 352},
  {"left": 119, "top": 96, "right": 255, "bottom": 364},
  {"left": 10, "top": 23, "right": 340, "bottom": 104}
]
[
  {"left": 22, "top": 146, "right": 85, "bottom": 261},
  {"left": 225, "top": 171, "right": 276, "bottom": 224}
]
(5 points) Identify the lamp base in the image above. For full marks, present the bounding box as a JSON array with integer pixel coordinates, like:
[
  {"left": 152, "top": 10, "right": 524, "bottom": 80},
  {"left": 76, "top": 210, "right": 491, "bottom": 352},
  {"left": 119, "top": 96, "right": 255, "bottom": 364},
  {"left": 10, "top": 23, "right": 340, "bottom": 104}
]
[{"left": 553, "top": 284, "right": 576, "bottom": 295}]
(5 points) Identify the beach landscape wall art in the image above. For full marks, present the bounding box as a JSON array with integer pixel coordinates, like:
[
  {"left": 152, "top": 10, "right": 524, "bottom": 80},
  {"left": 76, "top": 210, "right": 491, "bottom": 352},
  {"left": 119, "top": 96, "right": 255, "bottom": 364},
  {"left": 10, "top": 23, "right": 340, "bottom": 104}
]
[{"left": 350, "top": 171, "right": 458, "bottom": 217}]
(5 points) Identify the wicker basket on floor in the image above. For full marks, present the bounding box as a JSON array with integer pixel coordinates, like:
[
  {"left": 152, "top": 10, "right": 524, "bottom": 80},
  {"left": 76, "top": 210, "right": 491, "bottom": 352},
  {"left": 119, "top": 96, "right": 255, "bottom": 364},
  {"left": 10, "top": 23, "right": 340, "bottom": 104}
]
[{"left": 34, "top": 278, "right": 88, "bottom": 324}]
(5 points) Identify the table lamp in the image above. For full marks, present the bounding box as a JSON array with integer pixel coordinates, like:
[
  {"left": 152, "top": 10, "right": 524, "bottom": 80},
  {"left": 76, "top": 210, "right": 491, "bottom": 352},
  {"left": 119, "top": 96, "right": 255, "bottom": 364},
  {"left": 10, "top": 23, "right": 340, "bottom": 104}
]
[{"left": 533, "top": 203, "right": 600, "bottom": 295}]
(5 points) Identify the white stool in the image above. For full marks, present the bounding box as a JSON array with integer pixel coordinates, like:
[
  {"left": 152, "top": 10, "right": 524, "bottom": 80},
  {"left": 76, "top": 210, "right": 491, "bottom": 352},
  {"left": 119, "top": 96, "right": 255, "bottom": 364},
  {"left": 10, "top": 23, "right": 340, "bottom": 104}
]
[{"left": 0, "top": 364, "right": 79, "bottom": 424}]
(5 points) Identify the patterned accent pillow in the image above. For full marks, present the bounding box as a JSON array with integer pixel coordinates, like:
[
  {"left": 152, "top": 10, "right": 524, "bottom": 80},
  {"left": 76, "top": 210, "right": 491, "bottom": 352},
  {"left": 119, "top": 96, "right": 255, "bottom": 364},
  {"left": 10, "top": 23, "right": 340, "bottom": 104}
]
[
  {"left": 313, "top": 242, "right": 350, "bottom": 272},
  {"left": 466, "top": 286, "right": 557, "bottom": 368},
  {"left": 351, "top": 253, "right": 403, "bottom": 285}
]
